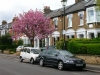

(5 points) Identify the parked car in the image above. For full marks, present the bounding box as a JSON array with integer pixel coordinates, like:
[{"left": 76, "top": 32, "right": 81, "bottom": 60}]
[
  {"left": 20, "top": 47, "right": 41, "bottom": 64},
  {"left": 16, "top": 45, "right": 26, "bottom": 51},
  {"left": 37, "top": 49, "right": 86, "bottom": 70},
  {"left": 40, "top": 46, "right": 56, "bottom": 51}
]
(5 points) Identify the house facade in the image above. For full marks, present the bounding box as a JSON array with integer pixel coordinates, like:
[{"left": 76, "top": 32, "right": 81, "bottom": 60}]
[
  {"left": 34, "top": 0, "right": 100, "bottom": 48},
  {"left": 0, "top": 20, "right": 11, "bottom": 36},
  {"left": 1, "top": 0, "right": 100, "bottom": 49}
]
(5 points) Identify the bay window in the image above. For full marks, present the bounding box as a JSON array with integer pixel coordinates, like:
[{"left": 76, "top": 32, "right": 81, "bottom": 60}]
[{"left": 87, "top": 7, "right": 95, "bottom": 23}]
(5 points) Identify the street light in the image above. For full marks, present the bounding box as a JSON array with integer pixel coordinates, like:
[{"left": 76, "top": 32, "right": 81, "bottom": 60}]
[{"left": 61, "top": 0, "right": 67, "bottom": 49}]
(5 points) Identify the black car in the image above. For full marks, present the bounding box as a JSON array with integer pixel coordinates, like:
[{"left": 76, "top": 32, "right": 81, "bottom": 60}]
[{"left": 37, "top": 49, "right": 86, "bottom": 70}]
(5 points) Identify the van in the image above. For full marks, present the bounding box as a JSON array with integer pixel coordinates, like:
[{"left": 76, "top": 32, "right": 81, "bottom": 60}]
[{"left": 20, "top": 47, "right": 41, "bottom": 64}]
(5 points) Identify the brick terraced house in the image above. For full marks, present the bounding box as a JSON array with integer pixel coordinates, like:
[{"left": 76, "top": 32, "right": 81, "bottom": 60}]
[
  {"left": 0, "top": 0, "right": 100, "bottom": 49},
  {"left": 34, "top": 0, "right": 100, "bottom": 48}
]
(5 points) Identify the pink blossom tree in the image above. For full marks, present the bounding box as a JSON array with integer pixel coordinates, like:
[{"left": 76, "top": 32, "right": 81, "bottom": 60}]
[{"left": 12, "top": 9, "right": 55, "bottom": 46}]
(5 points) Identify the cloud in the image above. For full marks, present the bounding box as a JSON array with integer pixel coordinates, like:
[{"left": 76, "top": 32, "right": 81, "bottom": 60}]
[{"left": 0, "top": 0, "right": 75, "bottom": 24}]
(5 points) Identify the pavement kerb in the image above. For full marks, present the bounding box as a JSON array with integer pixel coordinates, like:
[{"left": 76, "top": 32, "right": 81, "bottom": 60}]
[{"left": 85, "top": 69, "right": 100, "bottom": 73}]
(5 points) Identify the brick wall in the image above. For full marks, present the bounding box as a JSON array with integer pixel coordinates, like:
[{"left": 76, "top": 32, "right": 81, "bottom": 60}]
[{"left": 76, "top": 55, "right": 100, "bottom": 65}]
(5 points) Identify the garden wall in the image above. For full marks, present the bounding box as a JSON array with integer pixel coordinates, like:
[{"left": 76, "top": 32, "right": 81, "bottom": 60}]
[{"left": 76, "top": 55, "right": 100, "bottom": 65}]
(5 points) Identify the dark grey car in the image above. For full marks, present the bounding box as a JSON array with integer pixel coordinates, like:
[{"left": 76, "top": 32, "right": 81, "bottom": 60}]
[{"left": 37, "top": 49, "right": 86, "bottom": 70}]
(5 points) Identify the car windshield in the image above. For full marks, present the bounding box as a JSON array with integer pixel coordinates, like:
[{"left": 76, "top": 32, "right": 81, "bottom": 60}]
[
  {"left": 31, "top": 49, "right": 41, "bottom": 54},
  {"left": 59, "top": 50, "right": 74, "bottom": 57}
]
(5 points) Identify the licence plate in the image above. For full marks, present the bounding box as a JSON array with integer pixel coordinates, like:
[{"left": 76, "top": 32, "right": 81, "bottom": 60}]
[{"left": 76, "top": 64, "right": 83, "bottom": 66}]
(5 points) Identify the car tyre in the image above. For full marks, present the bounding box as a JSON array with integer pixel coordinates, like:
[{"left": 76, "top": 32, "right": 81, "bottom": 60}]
[
  {"left": 58, "top": 61, "right": 64, "bottom": 70},
  {"left": 20, "top": 57, "right": 23, "bottom": 62},
  {"left": 30, "top": 58, "right": 34, "bottom": 64},
  {"left": 39, "top": 59, "right": 45, "bottom": 66}
]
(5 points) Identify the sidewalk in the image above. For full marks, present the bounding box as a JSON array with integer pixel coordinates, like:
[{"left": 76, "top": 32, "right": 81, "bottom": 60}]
[{"left": 86, "top": 64, "right": 100, "bottom": 73}]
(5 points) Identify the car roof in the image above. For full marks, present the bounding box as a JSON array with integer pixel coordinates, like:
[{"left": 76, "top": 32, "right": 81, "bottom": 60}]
[{"left": 43, "top": 49, "right": 68, "bottom": 52}]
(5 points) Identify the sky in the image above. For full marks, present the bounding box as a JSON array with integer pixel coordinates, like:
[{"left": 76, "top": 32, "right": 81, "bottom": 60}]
[{"left": 0, "top": 0, "right": 75, "bottom": 24}]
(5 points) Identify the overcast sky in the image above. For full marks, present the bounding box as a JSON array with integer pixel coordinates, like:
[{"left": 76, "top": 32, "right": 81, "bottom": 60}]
[{"left": 0, "top": 0, "right": 75, "bottom": 24}]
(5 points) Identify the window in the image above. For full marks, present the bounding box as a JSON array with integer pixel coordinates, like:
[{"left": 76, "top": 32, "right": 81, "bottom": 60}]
[
  {"left": 53, "top": 17, "right": 58, "bottom": 29},
  {"left": 40, "top": 39, "right": 45, "bottom": 47},
  {"left": 45, "top": 50, "right": 51, "bottom": 55},
  {"left": 67, "top": 36, "right": 69, "bottom": 39},
  {"left": 96, "top": 10, "right": 100, "bottom": 22},
  {"left": 67, "top": 14, "right": 73, "bottom": 27},
  {"left": 90, "top": 33, "right": 94, "bottom": 39},
  {"left": 68, "top": 17, "right": 72, "bottom": 27},
  {"left": 78, "top": 11, "right": 84, "bottom": 25},
  {"left": 87, "top": 8, "right": 94, "bottom": 23},
  {"left": 31, "top": 49, "right": 40, "bottom": 54},
  {"left": 98, "top": 33, "right": 100, "bottom": 38},
  {"left": 24, "top": 48, "right": 27, "bottom": 52},
  {"left": 51, "top": 50, "right": 57, "bottom": 55},
  {"left": 71, "top": 35, "right": 74, "bottom": 38},
  {"left": 79, "top": 34, "right": 84, "bottom": 38},
  {"left": 54, "top": 38, "right": 56, "bottom": 46},
  {"left": 27, "top": 49, "right": 30, "bottom": 53}
]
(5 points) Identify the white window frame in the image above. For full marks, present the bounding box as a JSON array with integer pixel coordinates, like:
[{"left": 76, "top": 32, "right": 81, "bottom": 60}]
[
  {"left": 53, "top": 17, "right": 58, "bottom": 28},
  {"left": 67, "top": 14, "right": 73, "bottom": 28},
  {"left": 78, "top": 11, "right": 84, "bottom": 26},
  {"left": 86, "top": 7, "right": 95, "bottom": 23}
]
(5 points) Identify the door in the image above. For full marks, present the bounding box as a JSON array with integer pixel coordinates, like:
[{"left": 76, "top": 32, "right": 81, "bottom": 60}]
[
  {"left": 44, "top": 50, "right": 52, "bottom": 64},
  {"left": 25, "top": 48, "right": 30, "bottom": 60},
  {"left": 49, "top": 50, "right": 58, "bottom": 65}
]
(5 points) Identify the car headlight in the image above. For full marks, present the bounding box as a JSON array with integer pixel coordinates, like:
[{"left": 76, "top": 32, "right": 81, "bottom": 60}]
[{"left": 65, "top": 60, "right": 74, "bottom": 63}]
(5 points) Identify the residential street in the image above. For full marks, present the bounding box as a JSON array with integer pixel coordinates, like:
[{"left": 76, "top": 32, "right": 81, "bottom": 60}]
[{"left": 0, "top": 54, "right": 100, "bottom": 75}]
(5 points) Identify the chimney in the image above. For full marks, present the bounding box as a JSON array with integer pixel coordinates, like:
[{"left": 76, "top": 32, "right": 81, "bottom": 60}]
[
  {"left": 75, "top": 0, "right": 84, "bottom": 3},
  {"left": 2, "top": 20, "right": 7, "bottom": 25},
  {"left": 43, "top": 6, "right": 51, "bottom": 14}
]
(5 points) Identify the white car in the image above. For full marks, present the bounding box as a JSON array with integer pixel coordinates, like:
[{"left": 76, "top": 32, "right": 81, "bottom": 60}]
[
  {"left": 20, "top": 47, "right": 41, "bottom": 64},
  {"left": 16, "top": 46, "right": 24, "bottom": 51}
]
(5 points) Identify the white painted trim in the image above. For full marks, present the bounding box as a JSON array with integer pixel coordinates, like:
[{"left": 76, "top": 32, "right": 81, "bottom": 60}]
[
  {"left": 52, "top": 31, "right": 60, "bottom": 37},
  {"left": 65, "top": 29, "right": 75, "bottom": 35}
]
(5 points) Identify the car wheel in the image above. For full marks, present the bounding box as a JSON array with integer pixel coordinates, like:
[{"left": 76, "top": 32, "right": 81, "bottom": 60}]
[
  {"left": 58, "top": 61, "right": 64, "bottom": 70},
  {"left": 39, "top": 59, "right": 44, "bottom": 66},
  {"left": 30, "top": 58, "right": 34, "bottom": 64},
  {"left": 20, "top": 57, "right": 23, "bottom": 62}
]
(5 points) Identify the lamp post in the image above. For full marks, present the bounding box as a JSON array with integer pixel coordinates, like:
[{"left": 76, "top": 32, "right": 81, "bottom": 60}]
[{"left": 61, "top": 0, "right": 67, "bottom": 50}]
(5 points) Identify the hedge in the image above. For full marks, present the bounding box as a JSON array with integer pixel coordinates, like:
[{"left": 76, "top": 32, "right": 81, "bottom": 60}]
[
  {"left": 0, "top": 45, "right": 18, "bottom": 52},
  {"left": 67, "top": 41, "right": 100, "bottom": 55}
]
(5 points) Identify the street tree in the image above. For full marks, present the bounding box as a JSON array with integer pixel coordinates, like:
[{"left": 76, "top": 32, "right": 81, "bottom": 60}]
[{"left": 12, "top": 9, "right": 55, "bottom": 46}]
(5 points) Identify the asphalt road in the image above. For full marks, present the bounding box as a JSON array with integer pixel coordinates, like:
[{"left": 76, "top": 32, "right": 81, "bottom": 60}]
[{"left": 0, "top": 54, "right": 100, "bottom": 75}]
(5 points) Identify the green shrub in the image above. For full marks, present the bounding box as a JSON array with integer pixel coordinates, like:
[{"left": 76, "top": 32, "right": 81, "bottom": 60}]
[
  {"left": 0, "top": 45, "right": 18, "bottom": 52},
  {"left": 17, "top": 39, "right": 23, "bottom": 45},
  {"left": 0, "top": 33, "right": 13, "bottom": 45},
  {"left": 56, "top": 39, "right": 68, "bottom": 50},
  {"left": 68, "top": 40, "right": 100, "bottom": 55}
]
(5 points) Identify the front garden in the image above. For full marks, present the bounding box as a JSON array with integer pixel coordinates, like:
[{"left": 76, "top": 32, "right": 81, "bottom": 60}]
[{"left": 56, "top": 38, "right": 100, "bottom": 55}]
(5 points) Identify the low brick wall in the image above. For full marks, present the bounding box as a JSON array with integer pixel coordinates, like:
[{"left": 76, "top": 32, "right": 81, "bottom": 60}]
[
  {"left": 3, "top": 50, "right": 10, "bottom": 54},
  {"left": 76, "top": 55, "right": 100, "bottom": 65}
]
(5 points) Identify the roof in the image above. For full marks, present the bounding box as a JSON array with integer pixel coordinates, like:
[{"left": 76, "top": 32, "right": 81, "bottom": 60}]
[
  {"left": 85, "top": 0, "right": 96, "bottom": 6},
  {"left": 47, "top": 0, "right": 95, "bottom": 18},
  {"left": 46, "top": 5, "right": 71, "bottom": 18},
  {"left": 66, "top": 1, "right": 87, "bottom": 14},
  {"left": 0, "top": 23, "right": 12, "bottom": 30}
]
